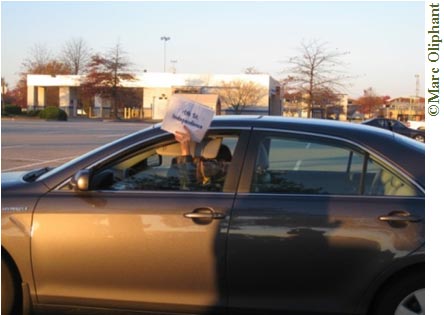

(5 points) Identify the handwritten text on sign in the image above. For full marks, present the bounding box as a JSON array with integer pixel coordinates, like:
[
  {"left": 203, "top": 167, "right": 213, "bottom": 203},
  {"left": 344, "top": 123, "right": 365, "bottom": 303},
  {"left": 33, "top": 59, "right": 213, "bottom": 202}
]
[{"left": 161, "top": 95, "right": 215, "bottom": 142}]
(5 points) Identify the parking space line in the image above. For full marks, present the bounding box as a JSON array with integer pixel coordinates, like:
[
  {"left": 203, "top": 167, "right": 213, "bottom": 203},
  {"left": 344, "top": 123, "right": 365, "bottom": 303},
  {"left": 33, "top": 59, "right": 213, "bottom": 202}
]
[
  {"left": 3, "top": 158, "right": 46, "bottom": 163},
  {"left": 96, "top": 134, "right": 127, "bottom": 138},
  {"left": 2, "top": 145, "right": 26, "bottom": 149},
  {"left": 3, "top": 155, "right": 78, "bottom": 172}
]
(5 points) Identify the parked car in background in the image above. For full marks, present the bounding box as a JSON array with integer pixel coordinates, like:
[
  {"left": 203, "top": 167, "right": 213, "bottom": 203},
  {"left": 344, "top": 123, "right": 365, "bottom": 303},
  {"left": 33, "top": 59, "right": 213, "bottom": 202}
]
[
  {"left": 362, "top": 118, "right": 425, "bottom": 142},
  {"left": 2, "top": 116, "right": 424, "bottom": 315},
  {"left": 407, "top": 120, "right": 426, "bottom": 130}
]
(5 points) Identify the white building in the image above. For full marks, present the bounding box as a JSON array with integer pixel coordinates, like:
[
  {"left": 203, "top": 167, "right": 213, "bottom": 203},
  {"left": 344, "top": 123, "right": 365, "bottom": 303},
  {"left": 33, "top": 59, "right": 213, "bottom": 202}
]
[{"left": 27, "top": 73, "right": 282, "bottom": 119}]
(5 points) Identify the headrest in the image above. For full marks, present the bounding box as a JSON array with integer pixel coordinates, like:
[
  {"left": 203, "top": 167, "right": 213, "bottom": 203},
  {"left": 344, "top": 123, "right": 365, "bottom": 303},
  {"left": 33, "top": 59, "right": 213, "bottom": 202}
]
[
  {"left": 256, "top": 144, "right": 269, "bottom": 171},
  {"left": 380, "top": 170, "right": 393, "bottom": 184},
  {"left": 156, "top": 142, "right": 190, "bottom": 157},
  {"left": 195, "top": 138, "right": 222, "bottom": 159},
  {"left": 217, "top": 144, "right": 232, "bottom": 162},
  {"left": 390, "top": 176, "right": 404, "bottom": 189},
  {"left": 156, "top": 138, "right": 222, "bottom": 159}
]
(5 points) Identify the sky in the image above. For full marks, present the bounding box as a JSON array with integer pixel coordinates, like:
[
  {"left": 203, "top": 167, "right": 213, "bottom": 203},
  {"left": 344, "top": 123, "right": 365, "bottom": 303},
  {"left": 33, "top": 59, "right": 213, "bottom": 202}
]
[{"left": 1, "top": 1, "right": 425, "bottom": 99}]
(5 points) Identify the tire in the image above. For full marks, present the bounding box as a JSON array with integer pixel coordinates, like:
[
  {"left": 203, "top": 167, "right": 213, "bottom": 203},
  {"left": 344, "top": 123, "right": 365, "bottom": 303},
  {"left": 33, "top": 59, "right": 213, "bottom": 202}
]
[
  {"left": 413, "top": 135, "right": 425, "bottom": 143},
  {"left": 371, "top": 272, "right": 425, "bottom": 315},
  {"left": 1, "top": 259, "right": 16, "bottom": 315}
]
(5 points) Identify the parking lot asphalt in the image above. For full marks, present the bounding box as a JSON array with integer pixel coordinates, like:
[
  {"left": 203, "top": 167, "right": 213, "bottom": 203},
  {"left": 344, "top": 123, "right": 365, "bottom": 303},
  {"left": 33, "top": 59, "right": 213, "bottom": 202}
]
[{"left": 1, "top": 118, "right": 150, "bottom": 171}]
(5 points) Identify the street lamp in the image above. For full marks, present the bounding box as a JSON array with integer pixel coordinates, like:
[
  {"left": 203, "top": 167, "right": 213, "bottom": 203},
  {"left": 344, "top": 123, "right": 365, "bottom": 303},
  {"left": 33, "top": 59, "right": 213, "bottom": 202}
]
[
  {"left": 170, "top": 59, "right": 177, "bottom": 73},
  {"left": 160, "top": 36, "right": 171, "bottom": 72}
]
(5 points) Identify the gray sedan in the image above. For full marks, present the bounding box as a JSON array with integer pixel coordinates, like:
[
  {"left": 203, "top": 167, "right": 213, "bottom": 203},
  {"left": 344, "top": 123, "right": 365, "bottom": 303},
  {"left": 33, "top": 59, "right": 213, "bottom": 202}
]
[{"left": 2, "top": 116, "right": 425, "bottom": 315}]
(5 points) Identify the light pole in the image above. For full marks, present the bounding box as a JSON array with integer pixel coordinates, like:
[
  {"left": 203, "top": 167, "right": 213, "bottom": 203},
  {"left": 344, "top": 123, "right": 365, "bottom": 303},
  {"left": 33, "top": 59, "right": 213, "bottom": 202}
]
[
  {"left": 160, "top": 36, "right": 170, "bottom": 72},
  {"left": 170, "top": 60, "right": 177, "bottom": 73}
]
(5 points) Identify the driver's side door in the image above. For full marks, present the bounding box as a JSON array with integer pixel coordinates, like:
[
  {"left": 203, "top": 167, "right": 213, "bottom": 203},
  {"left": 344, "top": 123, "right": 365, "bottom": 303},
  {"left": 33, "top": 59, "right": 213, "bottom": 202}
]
[{"left": 31, "top": 131, "right": 246, "bottom": 314}]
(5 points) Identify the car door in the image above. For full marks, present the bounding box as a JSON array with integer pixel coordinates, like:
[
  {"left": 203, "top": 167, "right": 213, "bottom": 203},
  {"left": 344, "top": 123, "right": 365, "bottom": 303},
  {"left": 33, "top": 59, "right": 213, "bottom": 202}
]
[
  {"left": 390, "top": 120, "right": 411, "bottom": 137},
  {"left": 227, "top": 130, "right": 424, "bottom": 314},
  {"left": 31, "top": 130, "right": 249, "bottom": 314}
]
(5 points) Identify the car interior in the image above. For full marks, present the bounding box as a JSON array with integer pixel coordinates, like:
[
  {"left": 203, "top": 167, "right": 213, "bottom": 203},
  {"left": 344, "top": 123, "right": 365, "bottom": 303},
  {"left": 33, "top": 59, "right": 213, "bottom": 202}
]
[
  {"left": 250, "top": 138, "right": 419, "bottom": 197},
  {"left": 89, "top": 136, "right": 234, "bottom": 192}
]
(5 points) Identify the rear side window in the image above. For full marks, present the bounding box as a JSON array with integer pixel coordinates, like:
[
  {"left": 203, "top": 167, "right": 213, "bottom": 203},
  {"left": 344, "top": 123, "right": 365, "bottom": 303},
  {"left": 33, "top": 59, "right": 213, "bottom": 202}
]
[
  {"left": 250, "top": 136, "right": 420, "bottom": 196},
  {"left": 364, "top": 158, "right": 419, "bottom": 196}
]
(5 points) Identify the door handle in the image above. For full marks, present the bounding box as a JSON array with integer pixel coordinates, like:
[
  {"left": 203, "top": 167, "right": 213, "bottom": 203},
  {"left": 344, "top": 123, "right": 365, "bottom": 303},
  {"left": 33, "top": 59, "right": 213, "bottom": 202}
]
[
  {"left": 378, "top": 212, "right": 421, "bottom": 222},
  {"left": 184, "top": 208, "right": 226, "bottom": 220}
]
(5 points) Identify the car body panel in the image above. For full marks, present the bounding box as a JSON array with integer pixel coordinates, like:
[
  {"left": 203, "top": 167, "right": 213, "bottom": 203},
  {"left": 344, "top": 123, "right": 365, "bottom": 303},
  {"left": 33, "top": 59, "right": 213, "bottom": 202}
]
[
  {"left": 227, "top": 127, "right": 424, "bottom": 314},
  {"left": 227, "top": 194, "right": 424, "bottom": 314},
  {"left": 1, "top": 116, "right": 425, "bottom": 315},
  {"left": 362, "top": 118, "right": 425, "bottom": 142},
  {"left": 2, "top": 179, "right": 51, "bottom": 305},
  {"left": 31, "top": 191, "right": 232, "bottom": 313}
]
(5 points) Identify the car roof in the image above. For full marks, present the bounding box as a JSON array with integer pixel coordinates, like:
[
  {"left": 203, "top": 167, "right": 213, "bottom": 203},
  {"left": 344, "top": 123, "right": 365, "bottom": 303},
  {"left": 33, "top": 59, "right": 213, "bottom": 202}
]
[{"left": 212, "top": 115, "right": 393, "bottom": 142}]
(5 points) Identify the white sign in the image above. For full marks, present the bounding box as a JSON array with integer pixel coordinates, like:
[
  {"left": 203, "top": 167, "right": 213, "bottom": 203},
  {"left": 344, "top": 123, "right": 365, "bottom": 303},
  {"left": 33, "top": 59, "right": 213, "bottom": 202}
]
[{"left": 161, "top": 95, "right": 215, "bottom": 142}]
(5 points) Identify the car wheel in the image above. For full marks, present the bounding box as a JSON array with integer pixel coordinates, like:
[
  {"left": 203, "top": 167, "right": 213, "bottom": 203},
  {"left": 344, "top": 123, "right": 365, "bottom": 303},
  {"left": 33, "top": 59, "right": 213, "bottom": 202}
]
[
  {"left": 394, "top": 288, "right": 425, "bottom": 315},
  {"left": 371, "top": 272, "right": 424, "bottom": 315},
  {"left": 413, "top": 135, "right": 425, "bottom": 143},
  {"left": 1, "top": 259, "right": 16, "bottom": 315}
]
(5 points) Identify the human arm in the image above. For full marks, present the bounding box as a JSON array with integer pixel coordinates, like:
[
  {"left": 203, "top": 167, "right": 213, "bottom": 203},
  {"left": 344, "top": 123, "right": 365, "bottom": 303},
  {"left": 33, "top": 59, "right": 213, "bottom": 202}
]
[{"left": 173, "top": 126, "right": 198, "bottom": 189}]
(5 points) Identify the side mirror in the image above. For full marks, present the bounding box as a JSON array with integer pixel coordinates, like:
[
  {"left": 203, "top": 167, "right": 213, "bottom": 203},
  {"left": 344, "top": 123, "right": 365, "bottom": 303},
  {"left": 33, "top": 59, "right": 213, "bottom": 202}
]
[
  {"left": 70, "top": 169, "right": 91, "bottom": 191},
  {"left": 147, "top": 154, "right": 162, "bottom": 168}
]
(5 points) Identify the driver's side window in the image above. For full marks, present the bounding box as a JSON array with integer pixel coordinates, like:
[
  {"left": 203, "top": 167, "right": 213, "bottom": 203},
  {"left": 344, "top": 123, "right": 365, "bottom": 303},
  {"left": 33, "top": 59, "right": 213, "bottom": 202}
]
[
  {"left": 89, "top": 141, "right": 178, "bottom": 191},
  {"left": 90, "top": 134, "right": 238, "bottom": 192}
]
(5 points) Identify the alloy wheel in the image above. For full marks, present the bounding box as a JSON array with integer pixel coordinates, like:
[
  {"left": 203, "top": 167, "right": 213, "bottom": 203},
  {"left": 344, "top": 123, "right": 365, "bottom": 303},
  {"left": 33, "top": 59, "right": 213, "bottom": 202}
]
[{"left": 394, "top": 288, "right": 425, "bottom": 315}]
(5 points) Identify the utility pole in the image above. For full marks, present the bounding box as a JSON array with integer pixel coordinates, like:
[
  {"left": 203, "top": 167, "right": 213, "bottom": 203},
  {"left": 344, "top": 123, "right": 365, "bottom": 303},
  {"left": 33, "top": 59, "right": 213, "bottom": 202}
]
[
  {"left": 170, "top": 60, "right": 177, "bottom": 73},
  {"left": 160, "top": 36, "right": 170, "bottom": 72},
  {"left": 415, "top": 74, "right": 420, "bottom": 98},
  {"left": 414, "top": 74, "right": 420, "bottom": 120}
]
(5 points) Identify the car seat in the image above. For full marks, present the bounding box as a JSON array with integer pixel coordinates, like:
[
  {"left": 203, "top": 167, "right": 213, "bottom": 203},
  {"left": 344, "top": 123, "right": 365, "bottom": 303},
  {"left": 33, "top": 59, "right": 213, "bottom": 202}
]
[
  {"left": 252, "top": 144, "right": 271, "bottom": 192},
  {"left": 379, "top": 170, "right": 416, "bottom": 196}
]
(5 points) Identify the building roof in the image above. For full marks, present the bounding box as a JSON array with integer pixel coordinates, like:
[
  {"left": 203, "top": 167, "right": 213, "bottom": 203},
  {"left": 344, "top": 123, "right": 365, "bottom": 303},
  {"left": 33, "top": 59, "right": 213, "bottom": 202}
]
[
  {"left": 175, "top": 94, "right": 220, "bottom": 110},
  {"left": 389, "top": 97, "right": 425, "bottom": 104},
  {"left": 27, "top": 73, "right": 279, "bottom": 89}
]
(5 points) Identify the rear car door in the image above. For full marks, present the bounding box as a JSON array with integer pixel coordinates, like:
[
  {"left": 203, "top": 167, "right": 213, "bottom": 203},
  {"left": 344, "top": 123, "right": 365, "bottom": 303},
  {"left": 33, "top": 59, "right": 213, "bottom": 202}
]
[
  {"left": 227, "top": 130, "right": 424, "bottom": 314},
  {"left": 31, "top": 130, "right": 249, "bottom": 314}
]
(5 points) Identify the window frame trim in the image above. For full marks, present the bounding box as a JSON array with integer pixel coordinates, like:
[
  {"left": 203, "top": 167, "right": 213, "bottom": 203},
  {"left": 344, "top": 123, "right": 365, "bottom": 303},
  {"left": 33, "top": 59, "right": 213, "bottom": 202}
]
[
  {"left": 54, "top": 127, "right": 251, "bottom": 193},
  {"left": 238, "top": 127, "right": 424, "bottom": 196}
]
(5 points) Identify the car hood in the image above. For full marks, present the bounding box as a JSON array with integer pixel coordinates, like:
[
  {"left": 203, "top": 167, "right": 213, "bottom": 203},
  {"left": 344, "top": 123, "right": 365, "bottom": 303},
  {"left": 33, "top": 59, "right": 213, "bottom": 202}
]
[
  {"left": 1, "top": 171, "right": 27, "bottom": 185},
  {"left": 2, "top": 170, "right": 50, "bottom": 195}
]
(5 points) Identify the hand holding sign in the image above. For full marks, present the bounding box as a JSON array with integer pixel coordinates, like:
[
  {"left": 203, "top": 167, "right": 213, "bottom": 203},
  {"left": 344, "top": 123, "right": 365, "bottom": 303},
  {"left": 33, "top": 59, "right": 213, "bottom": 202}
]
[
  {"left": 161, "top": 95, "right": 215, "bottom": 142},
  {"left": 174, "top": 126, "right": 192, "bottom": 156}
]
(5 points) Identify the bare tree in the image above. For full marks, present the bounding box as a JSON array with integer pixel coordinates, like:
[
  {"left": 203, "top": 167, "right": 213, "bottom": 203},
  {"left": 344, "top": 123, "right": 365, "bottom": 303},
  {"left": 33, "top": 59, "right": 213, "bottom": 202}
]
[
  {"left": 18, "top": 43, "right": 71, "bottom": 108},
  {"left": 22, "top": 43, "right": 53, "bottom": 72},
  {"left": 81, "top": 42, "right": 136, "bottom": 119},
  {"left": 22, "top": 42, "right": 70, "bottom": 75},
  {"left": 61, "top": 38, "right": 92, "bottom": 74},
  {"left": 285, "top": 40, "right": 351, "bottom": 118},
  {"left": 244, "top": 67, "right": 264, "bottom": 74},
  {"left": 218, "top": 80, "right": 267, "bottom": 114}
]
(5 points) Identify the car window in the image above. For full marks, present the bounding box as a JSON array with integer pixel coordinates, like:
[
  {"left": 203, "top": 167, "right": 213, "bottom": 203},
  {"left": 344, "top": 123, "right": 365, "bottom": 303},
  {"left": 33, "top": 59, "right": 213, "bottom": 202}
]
[
  {"left": 391, "top": 120, "right": 407, "bottom": 130},
  {"left": 250, "top": 136, "right": 421, "bottom": 197},
  {"left": 65, "top": 134, "right": 238, "bottom": 192},
  {"left": 364, "top": 158, "right": 420, "bottom": 196},
  {"left": 377, "top": 119, "right": 387, "bottom": 128},
  {"left": 250, "top": 137, "right": 364, "bottom": 195}
]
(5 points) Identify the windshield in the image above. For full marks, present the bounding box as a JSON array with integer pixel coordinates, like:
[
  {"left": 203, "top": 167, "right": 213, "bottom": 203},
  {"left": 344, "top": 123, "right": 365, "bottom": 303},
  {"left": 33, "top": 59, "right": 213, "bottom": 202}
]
[{"left": 38, "top": 127, "right": 151, "bottom": 181}]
